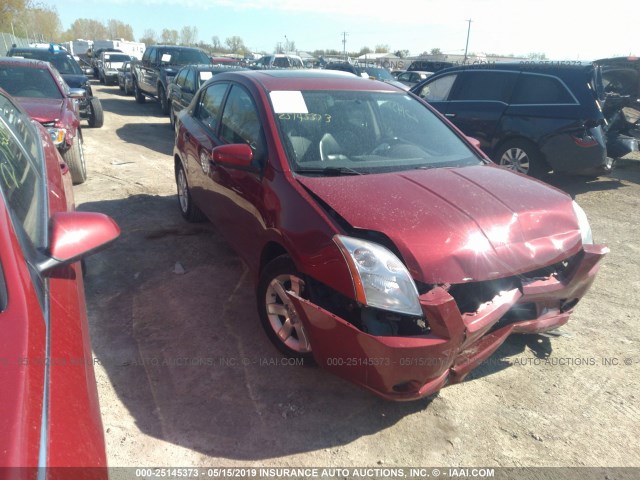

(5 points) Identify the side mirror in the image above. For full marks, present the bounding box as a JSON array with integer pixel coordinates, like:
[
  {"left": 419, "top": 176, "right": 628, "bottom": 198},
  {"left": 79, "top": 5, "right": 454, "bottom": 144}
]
[
  {"left": 83, "top": 67, "right": 93, "bottom": 75},
  {"left": 211, "top": 143, "right": 254, "bottom": 168},
  {"left": 466, "top": 136, "right": 482, "bottom": 150},
  {"left": 37, "top": 212, "right": 120, "bottom": 274},
  {"left": 68, "top": 88, "right": 86, "bottom": 99}
]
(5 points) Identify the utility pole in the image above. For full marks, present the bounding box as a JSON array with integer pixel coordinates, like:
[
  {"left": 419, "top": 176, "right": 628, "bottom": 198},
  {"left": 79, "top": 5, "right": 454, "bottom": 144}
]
[
  {"left": 463, "top": 19, "right": 472, "bottom": 64},
  {"left": 342, "top": 32, "right": 348, "bottom": 61}
]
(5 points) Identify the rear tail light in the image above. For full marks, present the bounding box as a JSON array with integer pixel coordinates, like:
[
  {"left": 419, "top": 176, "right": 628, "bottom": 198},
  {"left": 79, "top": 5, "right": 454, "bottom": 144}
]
[{"left": 572, "top": 134, "right": 599, "bottom": 148}]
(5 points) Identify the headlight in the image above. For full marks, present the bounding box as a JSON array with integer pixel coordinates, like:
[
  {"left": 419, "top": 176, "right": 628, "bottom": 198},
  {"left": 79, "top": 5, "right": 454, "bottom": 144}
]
[
  {"left": 572, "top": 200, "right": 593, "bottom": 245},
  {"left": 47, "top": 127, "right": 66, "bottom": 145},
  {"left": 334, "top": 235, "right": 422, "bottom": 316}
]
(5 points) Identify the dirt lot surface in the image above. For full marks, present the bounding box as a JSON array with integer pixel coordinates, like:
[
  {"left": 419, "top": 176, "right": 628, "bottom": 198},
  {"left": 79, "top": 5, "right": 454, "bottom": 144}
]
[{"left": 76, "top": 83, "right": 640, "bottom": 470}]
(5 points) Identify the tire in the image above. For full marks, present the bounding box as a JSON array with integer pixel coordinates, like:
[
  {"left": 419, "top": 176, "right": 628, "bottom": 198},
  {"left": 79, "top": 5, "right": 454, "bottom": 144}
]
[
  {"left": 99, "top": 72, "right": 105, "bottom": 85},
  {"left": 495, "top": 139, "right": 547, "bottom": 178},
  {"left": 87, "top": 97, "right": 104, "bottom": 128},
  {"left": 119, "top": 82, "right": 124, "bottom": 91},
  {"left": 257, "top": 255, "right": 314, "bottom": 361},
  {"left": 175, "top": 161, "right": 204, "bottom": 222},
  {"left": 124, "top": 80, "right": 131, "bottom": 96},
  {"left": 62, "top": 132, "right": 87, "bottom": 185},
  {"left": 159, "top": 84, "right": 169, "bottom": 115},
  {"left": 134, "top": 80, "right": 146, "bottom": 103},
  {"left": 169, "top": 105, "right": 175, "bottom": 128}
]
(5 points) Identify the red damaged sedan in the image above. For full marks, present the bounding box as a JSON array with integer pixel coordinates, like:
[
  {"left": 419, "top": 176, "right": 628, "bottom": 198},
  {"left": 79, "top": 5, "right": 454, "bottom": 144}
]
[
  {"left": 173, "top": 70, "right": 607, "bottom": 401},
  {"left": 0, "top": 57, "right": 88, "bottom": 184},
  {"left": 0, "top": 88, "right": 119, "bottom": 472}
]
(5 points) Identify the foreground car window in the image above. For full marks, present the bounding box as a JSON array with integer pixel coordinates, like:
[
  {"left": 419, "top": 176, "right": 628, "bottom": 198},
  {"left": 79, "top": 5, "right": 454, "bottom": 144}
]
[
  {"left": 0, "top": 95, "right": 46, "bottom": 249},
  {"left": 273, "top": 90, "right": 480, "bottom": 174},
  {"left": 0, "top": 65, "right": 62, "bottom": 99}
]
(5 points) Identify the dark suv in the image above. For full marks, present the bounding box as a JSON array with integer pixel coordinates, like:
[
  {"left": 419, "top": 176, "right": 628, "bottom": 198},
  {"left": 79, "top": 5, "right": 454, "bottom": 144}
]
[
  {"left": 410, "top": 63, "right": 614, "bottom": 177},
  {"left": 132, "top": 45, "right": 211, "bottom": 114},
  {"left": 324, "top": 62, "right": 407, "bottom": 90},
  {"left": 6, "top": 46, "right": 104, "bottom": 128}
]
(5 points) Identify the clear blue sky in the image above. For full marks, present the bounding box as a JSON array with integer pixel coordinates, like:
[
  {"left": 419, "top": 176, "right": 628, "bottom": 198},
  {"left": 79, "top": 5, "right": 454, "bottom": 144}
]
[{"left": 41, "top": 0, "right": 637, "bottom": 59}]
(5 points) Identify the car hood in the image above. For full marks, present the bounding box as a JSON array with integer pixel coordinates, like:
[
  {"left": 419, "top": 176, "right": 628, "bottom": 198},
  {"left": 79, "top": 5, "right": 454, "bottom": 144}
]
[
  {"left": 61, "top": 74, "right": 88, "bottom": 88},
  {"left": 16, "top": 97, "right": 64, "bottom": 124},
  {"left": 297, "top": 165, "right": 583, "bottom": 284}
]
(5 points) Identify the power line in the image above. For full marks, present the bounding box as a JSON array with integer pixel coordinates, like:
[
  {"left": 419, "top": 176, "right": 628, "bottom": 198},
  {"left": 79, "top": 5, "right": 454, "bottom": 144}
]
[{"left": 342, "top": 31, "right": 348, "bottom": 60}]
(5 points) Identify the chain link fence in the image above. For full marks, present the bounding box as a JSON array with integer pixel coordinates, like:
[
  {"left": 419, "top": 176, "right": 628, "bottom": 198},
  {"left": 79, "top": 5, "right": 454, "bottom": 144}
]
[{"left": 0, "top": 33, "right": 31, "bottom": 56}]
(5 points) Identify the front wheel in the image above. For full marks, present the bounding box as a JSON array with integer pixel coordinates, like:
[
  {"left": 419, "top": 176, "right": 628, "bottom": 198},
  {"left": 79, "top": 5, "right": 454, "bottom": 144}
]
[
  {"left": 88, "top": 97, "right": 104, "bottom": 128},
  {"left": 495, "top": 139, "right": 546, "bottom": 178},
  {"left": 257, "top": 256, "right": 313, "bottom": 361},
  {"left": 62, "top": 133, "right": 87, "bottom": 185},
  {"left": 134, "top": 80, "right": 146, "bottom": 103},
  {"left": 175, "top": 162, "right": 204, "bottom": 222}
]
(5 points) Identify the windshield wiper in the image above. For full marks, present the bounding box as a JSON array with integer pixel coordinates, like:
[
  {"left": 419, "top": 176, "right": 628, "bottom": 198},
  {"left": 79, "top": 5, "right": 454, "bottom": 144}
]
[{"left": 294, "top": 166, "right": 365, "bottom": 176}]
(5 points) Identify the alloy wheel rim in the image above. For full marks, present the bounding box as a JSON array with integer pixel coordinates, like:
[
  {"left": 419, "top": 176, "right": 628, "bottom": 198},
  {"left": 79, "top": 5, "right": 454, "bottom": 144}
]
[
  {"left": 177, "top": 168, "right": 189, "bottom": 213},
  {"left": 265, "top": 274, "right": 311, "bottom": 353},
  {"left": 500, "top": 147, "right": 530, "bottom": 174}
]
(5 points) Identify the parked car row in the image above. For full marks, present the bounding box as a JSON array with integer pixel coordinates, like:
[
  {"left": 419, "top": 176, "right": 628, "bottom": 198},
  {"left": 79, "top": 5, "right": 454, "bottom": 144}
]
[{"left": 0, "top": 83, "right": 119, "bottom": 472}]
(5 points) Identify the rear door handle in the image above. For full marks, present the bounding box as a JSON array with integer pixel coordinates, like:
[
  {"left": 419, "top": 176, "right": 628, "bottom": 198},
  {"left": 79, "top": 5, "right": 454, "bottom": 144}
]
[{"left": 445, "top": 113, "right": 456, "bottom": 118}]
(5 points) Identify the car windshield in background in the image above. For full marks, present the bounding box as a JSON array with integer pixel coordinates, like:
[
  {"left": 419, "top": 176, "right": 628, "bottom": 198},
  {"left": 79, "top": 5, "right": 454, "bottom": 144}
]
[
  {"left": 162, "top": 49, "right": 210, "bottom": 66},
  {"left": 103, "top": 54, "right": 130, "bottom": 63},
  {"left": 9, "top": 50, "right": 83, "bottom": 75},
  {"left": 273, "top": 90, "right": 480, "bottom": 175},
  {"left": 362, "top": 67, "right": 394, "bottom": 81},
  {"left": 0, "top": 65, "right": 62, "bottom": 99}
]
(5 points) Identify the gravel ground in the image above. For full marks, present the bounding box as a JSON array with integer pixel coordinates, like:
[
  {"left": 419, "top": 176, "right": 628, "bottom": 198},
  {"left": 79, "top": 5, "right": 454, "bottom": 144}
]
[{"left": 75, "top": 83, "right": 640, "bottom": 472}]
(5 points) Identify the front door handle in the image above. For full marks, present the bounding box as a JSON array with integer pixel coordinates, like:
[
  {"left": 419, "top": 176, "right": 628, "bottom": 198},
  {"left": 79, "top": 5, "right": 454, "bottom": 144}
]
[{"left": 445, "top": 113, "right": 456, "bottom": 118}]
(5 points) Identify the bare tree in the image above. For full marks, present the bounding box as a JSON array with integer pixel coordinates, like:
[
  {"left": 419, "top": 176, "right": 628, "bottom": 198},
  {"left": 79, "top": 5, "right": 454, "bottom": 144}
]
[
  {"left": 65, "top": 18, "right": 108, "bottom": 40},
  {"left": 139, "top": 29, "right": 157, "bottom": 46},
  {"left": 107, "top": 19, "right": 134, "bottom": 40},
  {"left": 180, "top": 26, "right": 198, "bottom": 46},
  {"left": 430, "top": 47, "right": 442, "bottom": 55},
  {"left": 24, "top": 5, "right": 61, "bottom": 42},
  {"left": 0, "top": 0, "right": 28, "bottom": 33},
  {"left": 211, "top": 35, "right": 221, "bottom": 51},
  {"left": 225, "top": 36, "right": 245, "bottom": 54},
  {"left": 160, "top": 28, "right": 179, "bottom": 45},
  {"left": 374, "top": 44, "right": 389, "bottom": 53}
]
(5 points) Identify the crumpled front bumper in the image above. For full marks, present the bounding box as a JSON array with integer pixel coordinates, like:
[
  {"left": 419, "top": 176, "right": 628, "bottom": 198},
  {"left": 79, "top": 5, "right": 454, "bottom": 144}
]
[{"left": 286, "top": 244, "right": 608, "bottom": 401}]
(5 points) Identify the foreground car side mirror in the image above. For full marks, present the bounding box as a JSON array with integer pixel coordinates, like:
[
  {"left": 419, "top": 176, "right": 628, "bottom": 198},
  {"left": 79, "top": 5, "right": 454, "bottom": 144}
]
[
  {"left": 212, "top": 143, "right": 254, "bottom": 169},
  {"left": 37, "top": 212, "right": 120, "bottom": 274}
]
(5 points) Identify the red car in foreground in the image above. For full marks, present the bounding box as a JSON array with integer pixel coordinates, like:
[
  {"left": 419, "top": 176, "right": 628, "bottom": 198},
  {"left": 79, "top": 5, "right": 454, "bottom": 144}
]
[
  {"left": 0, "top": 57, "right": 88, "bottom": 184},
  {"left": 0, "top": 88, "right": 119, "bottom": 473},
  {"left": 173, "top": 70, "right": 608, "bottom": 401}
]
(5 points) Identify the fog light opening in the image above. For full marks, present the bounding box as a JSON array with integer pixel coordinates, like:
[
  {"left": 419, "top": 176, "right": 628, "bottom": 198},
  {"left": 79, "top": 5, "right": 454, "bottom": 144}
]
[
  {"left": 560, "top": 298, "right": 579, "bottom": 313},
  {"left": 392, "top": 380, "right": 422, "bottom": 393}
]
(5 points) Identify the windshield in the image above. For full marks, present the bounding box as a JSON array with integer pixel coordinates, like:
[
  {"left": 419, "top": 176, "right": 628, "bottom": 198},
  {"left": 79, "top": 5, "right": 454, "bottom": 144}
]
[
  {"left": 103, "top": 54, "right": 130, "bottom": 63},
  {"left": 273, "top": 90, "right": 481, "bottom": 175},
  {"left": 162, "top": 49, "right": 210, "bottom": 66},
  {"left": 0, "top": 65, "right": 63, "bottom": 99},
  {"left": 362, "top": 67, "right": 394, "bottom": 81},
  {"left": 9, "top": 50, "right": 83, "bottom": 75}
]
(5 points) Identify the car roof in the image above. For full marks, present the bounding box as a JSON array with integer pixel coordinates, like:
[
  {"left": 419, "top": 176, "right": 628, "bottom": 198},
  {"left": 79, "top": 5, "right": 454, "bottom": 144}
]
[
  {"left": 0, "top": 57, "right": 50, "bottom": 69},
  {"left": 432, "top": 62, "right": 595, "bottom": 78},
  {"left": 209, "top": 69, "right": 401, "bottom": 92}
]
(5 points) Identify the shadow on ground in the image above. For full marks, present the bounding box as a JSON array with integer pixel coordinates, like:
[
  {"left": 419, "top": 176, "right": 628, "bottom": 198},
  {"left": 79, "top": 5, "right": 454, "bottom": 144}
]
[{"left": 80, "top": 193, "right": 435, "bottom": 461}]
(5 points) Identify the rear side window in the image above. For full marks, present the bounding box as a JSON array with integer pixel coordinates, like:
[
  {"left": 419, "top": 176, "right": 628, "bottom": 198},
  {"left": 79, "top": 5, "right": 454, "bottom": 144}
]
[
  {"left": 452, "top": 72, "right": 517, "bottom": 102},
  {"left": 511, "top": 74, "right": 576, "bottom": 104},
  {"left": 174, "top": 68, "right": 187, "bottom": 87},
  {"left": 416, "top": 74, "right": 457, "bottom": 102},
  {"left": 184, "top": 69, "right": 196, "bottom": 92}
]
